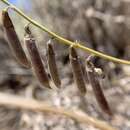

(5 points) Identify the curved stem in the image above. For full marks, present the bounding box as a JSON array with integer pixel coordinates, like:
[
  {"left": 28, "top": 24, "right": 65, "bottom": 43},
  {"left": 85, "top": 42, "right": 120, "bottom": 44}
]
[{"left": 1, "top": 0, "right": 130, "bottom": 65}]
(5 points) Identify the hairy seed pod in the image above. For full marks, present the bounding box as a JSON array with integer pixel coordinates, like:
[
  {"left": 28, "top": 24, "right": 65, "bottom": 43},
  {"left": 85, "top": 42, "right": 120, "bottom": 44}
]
[
  {"left": 69, "top": 46, "right": 86, "bottom": 95},
  {"left": 24, "top": 29, "right": 51, "bottom": 89},
  {"left": 47, "top": 41, "right": 61, "bottom": 88},
  {"left": 86, "top": 59, "right": 112, "bottom": 115},
  {"left": 2, "top": 10, "right": 30, "bottom": 68}
]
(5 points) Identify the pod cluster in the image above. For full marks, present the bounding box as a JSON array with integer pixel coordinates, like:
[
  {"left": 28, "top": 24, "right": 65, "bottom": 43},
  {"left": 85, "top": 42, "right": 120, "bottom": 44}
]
[
  {"left": 2, "top": 10, "right": 60, "bottom": 89},
  {"left": 2, "top": 10, "right": 112, "bottom": 116}
]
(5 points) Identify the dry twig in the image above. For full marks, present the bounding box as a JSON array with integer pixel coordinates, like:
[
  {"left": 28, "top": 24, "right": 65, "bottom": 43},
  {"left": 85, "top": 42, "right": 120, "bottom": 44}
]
[{"left": 0, "top": 92, "right": 118, "bottom": 130}]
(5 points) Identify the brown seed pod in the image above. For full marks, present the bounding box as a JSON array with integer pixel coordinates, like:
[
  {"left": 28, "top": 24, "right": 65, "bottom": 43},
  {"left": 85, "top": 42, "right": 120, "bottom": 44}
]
[
  {"left": 46, "top": 40, "right": 61, "bottom": 88},
  {"left": 2, "top": 10, "right": 30, "bottom": 68},
  {"left": 69, "top": 45, "right": 87, "bottom": 95},
  {"left": 80, "top": 59, "right": 89, "bottom": 84},
  {"left": 86, "top": 56, "right": 112, "bottom": 115},
  {"left": 24, "top": 27, "right": 51, "bottom": 89}
]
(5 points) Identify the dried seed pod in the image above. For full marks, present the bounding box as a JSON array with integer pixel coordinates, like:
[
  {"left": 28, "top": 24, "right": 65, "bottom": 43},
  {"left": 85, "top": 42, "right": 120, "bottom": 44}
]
[
  {"left": 46, "top": 40, "right": 61, "bottom": 88},
  {"left": 2, "top": 10, "right": 30, "bottom": 68},
  {"left": 80, "top": 59, "right": 89, "bottom": 83},
  {"left": 86, "top": 57, "right": 112, "bottom": 115},
  {"left": 24, "top": 27, "right": 51, "bottom": 89},
  {"left": 69, "top": 46, "right": 86, "bottom": 95}
]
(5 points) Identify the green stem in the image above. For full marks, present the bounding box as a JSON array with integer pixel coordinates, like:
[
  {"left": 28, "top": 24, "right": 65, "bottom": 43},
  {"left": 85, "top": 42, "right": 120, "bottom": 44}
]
[{"left": 1, "top": 0, "right": 130, "bottom": 65}]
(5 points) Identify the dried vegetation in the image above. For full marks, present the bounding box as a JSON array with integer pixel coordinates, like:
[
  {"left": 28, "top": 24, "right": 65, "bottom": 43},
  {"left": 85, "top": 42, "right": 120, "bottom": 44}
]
[{"left": 0, "top": 0, "right": 130, "bottom": 130}]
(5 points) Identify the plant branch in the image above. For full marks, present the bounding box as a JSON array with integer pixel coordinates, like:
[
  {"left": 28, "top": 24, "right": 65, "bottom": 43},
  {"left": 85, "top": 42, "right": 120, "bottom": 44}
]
[
  {"left": 1, "top": 0, "right": 130, "bottom": 65},
  {"left": 0, "top": 92, "right": 118, "bottom": 130}
]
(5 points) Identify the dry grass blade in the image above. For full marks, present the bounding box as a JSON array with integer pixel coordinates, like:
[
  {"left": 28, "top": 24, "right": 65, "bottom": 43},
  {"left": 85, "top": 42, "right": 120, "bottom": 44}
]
[
  {"left": 46, "top": 40, "right": 61, "bottom": 88},
  {"left": 2, "top": 10, "right": 30, "bottom": 68},
  {"left": 0, "top": 92, "right": 118, "bottom": 130},
  {"left": 24, "top": 26, "right": 51, "bottom": 89},
  {"left": 86, "top": 56, "right": 112, "bottom": 116},
  {"left": 69, "top": 46, "right": 87, "bottom": 95}
]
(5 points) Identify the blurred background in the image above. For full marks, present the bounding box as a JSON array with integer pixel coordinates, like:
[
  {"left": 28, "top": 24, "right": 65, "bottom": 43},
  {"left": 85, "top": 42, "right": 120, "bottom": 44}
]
[{"left": 0, "top": 0, "right": 130, "bottom": 130}]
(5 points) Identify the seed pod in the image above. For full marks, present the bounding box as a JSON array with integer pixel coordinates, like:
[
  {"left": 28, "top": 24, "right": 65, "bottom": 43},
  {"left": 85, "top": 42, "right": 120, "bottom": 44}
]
[
  {"left": 2, "top": 10, "right": 30, "bottom": 68},
  {"left": 24, "top": 28, "right": 51, "bottom": 89},
  {"left": 80, "top": 59, "right": 89, "bottom": 83},
  {"left": 69, "top": 46, "right": 86, "bottom": 95},
  {"left": 47, "top": 40, "right": 61, "bottom": 88},
  {"left": 86, "top": 58, "right": 112, "bottom": 115}
]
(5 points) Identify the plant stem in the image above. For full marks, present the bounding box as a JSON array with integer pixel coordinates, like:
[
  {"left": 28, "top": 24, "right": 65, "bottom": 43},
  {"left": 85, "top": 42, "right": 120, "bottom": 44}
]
[
  {"left": 0, "top": 92, "right": 118, "bottom": 130},
  {"left": 1, "top": 0, "right": 130, "bottom": 65}
]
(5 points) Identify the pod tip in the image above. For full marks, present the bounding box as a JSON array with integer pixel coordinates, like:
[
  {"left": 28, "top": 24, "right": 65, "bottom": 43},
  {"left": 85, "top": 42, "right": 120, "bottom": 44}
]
[{"left": 2, "top": 9, "right": 13, "bottom": 28}]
